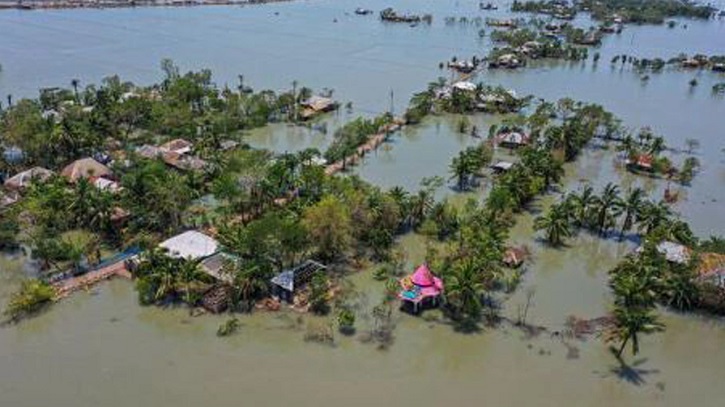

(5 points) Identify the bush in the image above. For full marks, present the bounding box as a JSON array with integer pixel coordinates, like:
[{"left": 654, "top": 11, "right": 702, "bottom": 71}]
[
  {"left": 4, "top": 279, "right": 55, "bottom": 321},
  {"left": 217, "top": 318, "right": 241, "bottom": 337},
  {"left": 337, "top": 308, "right": 356, "bottom": 335},
  {"left": 308, "top": 271, "right": 330, "bottom": 315}
]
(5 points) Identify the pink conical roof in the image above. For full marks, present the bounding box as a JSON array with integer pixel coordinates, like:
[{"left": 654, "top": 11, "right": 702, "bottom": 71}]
[{"left": 411, "top": 264, "right": 435, "bottom": 287}]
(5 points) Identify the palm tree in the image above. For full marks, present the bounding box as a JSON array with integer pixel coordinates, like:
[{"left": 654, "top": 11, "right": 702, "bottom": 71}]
[
  {"left": 637, "top": 200, "right": 672, "bottom": 235},
  {"left": 177, "top": 259, "right": 204, "bottom": 307},
  {"left": 593, "top": 183, "right": 623, "bottom": 235},
  {"left": 607, "top": 305, "right": 664, "bottom": 358},
  {"left": 449, "top": 154, "right": 474, "bottom": 191},
  {"left": 661, "top": 267, "right": 698, "bottom": 311},
  {"left": 534, "top": 202, "right": 572, "bottom": 246},
  {"left": 445, "top": 259, "right": 485, "bottom": 325},
  {"left": 227, "top": 261, "right": 270, "bottom": 312},
  {"left": 71, "top": 79, "right": 80, "bottom": 102},
  {"left": 648, "top": 136, "right": 666, "bottom": 156},
  {"left": 408, "top": 188, "right": 433, "bottom": 229},
  {"left": 568, "top": 185, "right": 597, "bottom": 228},
  {"left": 619, "top": 187, "right": 645, "bottom": 239}
]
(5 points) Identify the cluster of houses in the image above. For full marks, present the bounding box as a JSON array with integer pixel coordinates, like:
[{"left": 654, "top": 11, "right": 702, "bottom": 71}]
[
  {"left": 1, "top": 156, "right": 122, "bottom": 209},
  {"left": 135, "top": 138, "right": 209, "bottom": 171},
  {"left": 641, "top": 241, "right": 725, "bottom": 290},
  {"left": 155, "top": 229, "right": 328, "bottom": 313}
]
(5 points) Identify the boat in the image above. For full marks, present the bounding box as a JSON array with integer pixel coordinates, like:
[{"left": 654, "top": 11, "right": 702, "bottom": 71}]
[{"left": 355, "top": 8, "right": 372, "bottom": 15}]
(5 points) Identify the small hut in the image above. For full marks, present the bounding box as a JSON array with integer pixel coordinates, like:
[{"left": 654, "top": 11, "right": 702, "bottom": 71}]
[
  {"left": 270, "top": 260, "right": 327, "bottom": 303},
  {"left": 495, "top": 131, "right": 530, "bottom": 148},
  {"left": 503, "top": 246, "right": 528, "bottom": 268},
  {"left": 491, "top": 161, "right": 514, "bottom": 174},
  {"left": 398, "top": 264, "right": 444, "bottom": 314}
]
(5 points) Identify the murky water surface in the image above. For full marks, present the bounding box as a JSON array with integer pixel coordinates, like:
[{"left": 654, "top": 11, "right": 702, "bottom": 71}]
[{"left": 1, "top": 1, "right": 725, "bottom": 405}]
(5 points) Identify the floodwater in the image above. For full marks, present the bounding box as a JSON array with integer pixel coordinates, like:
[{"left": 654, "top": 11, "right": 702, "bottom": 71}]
[{"left": 2, "top": 0, "right": 725, "bottom": 406}]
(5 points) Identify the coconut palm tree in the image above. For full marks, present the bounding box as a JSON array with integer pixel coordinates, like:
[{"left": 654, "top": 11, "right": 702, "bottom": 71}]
[
  {"left": 648, "top": 136, "right": 666, "bottom": 156},
  {"left": 71, "top": 79, "right": 80, "bottom": 102},
  {"left": 593, "top": 183, "right": 623, "bottom": 235},
  {"left": 567, "top": 185, "right": 597, "bottom": 228},
  {"left": 408, "top": 188, "right": 434, "bottom": 229},
  {"left": 619, "top": 187, "right": 646, "bottom": 239},
  {"left": 637, "top": 200, "right": 672, "bottom": 235},
  {"left": 445, "top": 259, "right": 485, "bottom": 324},
  {"left": 534, "top": 202, "right": 572, "bottom": 246},
  {"left": 176, "top": 259, "right": 205, "bottom": 307},
  {"left": 227, "top": 261, "right": 270, "bottom": 312},
  {"left": 607, "top": 305, "right": 664, "bottom": 358}
]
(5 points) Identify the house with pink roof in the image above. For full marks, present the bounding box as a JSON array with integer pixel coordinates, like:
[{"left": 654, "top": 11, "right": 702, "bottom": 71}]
[{"left": 398, "top": 264, "right": 444, "bottom": 314}]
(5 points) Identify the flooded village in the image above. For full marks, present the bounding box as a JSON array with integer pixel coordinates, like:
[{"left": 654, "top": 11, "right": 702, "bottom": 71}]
[{"left": 1, "top": 0, "right": 725, "bottom": 406}]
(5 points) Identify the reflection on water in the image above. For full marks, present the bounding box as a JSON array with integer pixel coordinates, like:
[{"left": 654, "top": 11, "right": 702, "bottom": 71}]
[{"left": 1, "top": 1, "right": 725, "bottom": 405}]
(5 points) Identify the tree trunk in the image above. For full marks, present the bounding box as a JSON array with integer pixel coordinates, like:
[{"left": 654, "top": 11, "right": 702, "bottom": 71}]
[{"left": 617, "top": 336, "right": 629, "bottom": 358}]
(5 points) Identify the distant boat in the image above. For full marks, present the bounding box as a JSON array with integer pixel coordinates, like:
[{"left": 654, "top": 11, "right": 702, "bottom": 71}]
[
  {"left": 480, "top": 2, "right": 498, "bottom": 10},
  {"left": 355, "top": 8, "right": 372, "bottom": 15}
]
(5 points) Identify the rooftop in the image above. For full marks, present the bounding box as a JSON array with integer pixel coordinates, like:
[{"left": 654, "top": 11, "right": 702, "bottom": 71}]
[{"left": 159, "top": 230, "right": 219, "bottom": 260}]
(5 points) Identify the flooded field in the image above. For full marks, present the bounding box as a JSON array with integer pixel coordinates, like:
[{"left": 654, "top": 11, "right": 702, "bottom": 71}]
[{"left": 1, "top": 0, "right": 725, "bottom": 406}]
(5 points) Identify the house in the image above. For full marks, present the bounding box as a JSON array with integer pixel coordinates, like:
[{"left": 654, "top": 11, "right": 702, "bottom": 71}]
[
  {"left": 495, "top": 131, "right": 530, "bottom": 148},
  {"left": 300, "top": 96, "right": 337, "bottom": 120},
  {"left": 520, "top": 41, "right": 541, "bottom": 55},
  {"left": 398, "top": 264, "right": 444, "bottom": 314},
  {"left": 135, "top": 144, "right": 164, "bottom": 159},
  {"left": 61, "top": 158, "right": 112, "bottom": 182},
  {"left": 159, "top": 230, "right": 219, "bottom": 261},
  {"left": 491, "top": 161, "right": 514, "bottom": 173},
  {"left": 90, "top": 176, "right": 121, "bottom": 193},
  {"left": 656, "top": 241, "right": 691, "bottom": 264},
  {"left": 270, "top": 260, "right": 327, "bottom": 303},
  {"left": 491, "top": 53, "right": 522, "bottom": 69},
  {"left": 4, "top": 167, "right": 54, "bottom": 190},
  {"left": 159, "top": 138, "right": 193, "bottom": 155},
  {"left": 452, "top": 81, "right": 477, "bottom": 92},
  {"left": 162, "top": 152, "right": 207, "bottom": 172},
  {"left": 697, "top": 253, "right": 725, "bottom": 288},
  {"left": 626, "top": 153, "right": 653, "bottom": 171},
  {"left": 199, "top": 252, "right": 233, "bottom": 284}
]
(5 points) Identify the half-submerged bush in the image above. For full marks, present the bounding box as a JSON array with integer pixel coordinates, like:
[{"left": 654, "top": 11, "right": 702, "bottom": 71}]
[{"left": 3, "top": 279, "right": 55, "bottom": 322}]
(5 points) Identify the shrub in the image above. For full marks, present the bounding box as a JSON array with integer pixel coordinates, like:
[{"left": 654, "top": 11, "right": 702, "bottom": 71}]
[{"left": 4, "top": 279, "right": 55, "bottom": 321}]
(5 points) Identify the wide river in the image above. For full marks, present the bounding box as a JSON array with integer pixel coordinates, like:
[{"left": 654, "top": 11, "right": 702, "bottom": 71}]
[{"left": 1, "top": 1, "right": 725, "bottom": 406}]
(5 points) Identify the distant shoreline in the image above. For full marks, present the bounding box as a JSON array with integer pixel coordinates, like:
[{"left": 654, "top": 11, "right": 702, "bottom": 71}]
[{"left": 0, "top": 0, "right": 292, "bottom": 12}]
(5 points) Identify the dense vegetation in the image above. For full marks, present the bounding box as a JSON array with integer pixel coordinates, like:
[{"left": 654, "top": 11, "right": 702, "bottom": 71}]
[{"left": 512, "top": 0, "right": 716, "bottom": 25}]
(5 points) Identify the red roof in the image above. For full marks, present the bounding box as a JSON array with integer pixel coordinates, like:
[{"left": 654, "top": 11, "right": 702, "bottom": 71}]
[{"left": 636, "top": 154, "right": 653, "bottom": 168}]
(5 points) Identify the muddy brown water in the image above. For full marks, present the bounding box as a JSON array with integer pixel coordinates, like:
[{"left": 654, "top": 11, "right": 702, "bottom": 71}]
[{"left": 1, "top": 1, "right": 725, "bottom": 405}]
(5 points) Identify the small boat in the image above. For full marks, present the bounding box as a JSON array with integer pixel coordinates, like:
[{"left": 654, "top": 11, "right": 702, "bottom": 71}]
[
  {"left": 480, "top": 2, "right": 498, "bottom": 10},
  {"left": 355, "top": 8, "right": 372, "bottom": 15}
]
